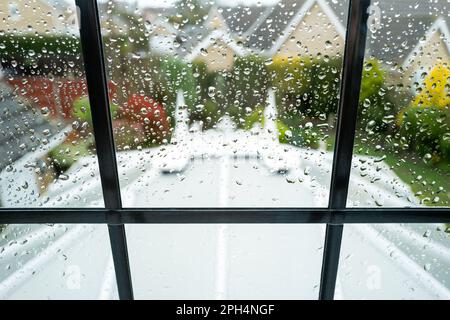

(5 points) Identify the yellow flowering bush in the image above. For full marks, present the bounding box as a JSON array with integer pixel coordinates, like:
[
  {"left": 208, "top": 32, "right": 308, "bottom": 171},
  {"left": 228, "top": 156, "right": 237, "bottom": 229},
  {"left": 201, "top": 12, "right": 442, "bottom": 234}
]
[
  {"left": 398, "top": 63, "right": 450, "bottom": 160},
  {"left": 414, "top": 63, "right": 450, "bottom": 108}
]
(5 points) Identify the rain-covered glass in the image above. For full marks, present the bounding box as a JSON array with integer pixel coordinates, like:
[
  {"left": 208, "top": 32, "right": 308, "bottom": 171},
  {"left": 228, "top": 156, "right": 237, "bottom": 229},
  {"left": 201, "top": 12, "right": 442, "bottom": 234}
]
[
  {"left": 99, "top": 0, "right": 349, "bottom": 207},
  {"left": 0, "top": 0, "right": 103, "bottom": 208},
  {"left": 126, "top": 224, "right": 325, "bottom": 299},
  {"left": 337, "top": 223, "right": 450, "bottom": 299},
  {"left": 347, "top": 0, "right": 450, "bottom": 207},
  {"left": 0, "top": 224, "right": 117, "bottom": 299}
]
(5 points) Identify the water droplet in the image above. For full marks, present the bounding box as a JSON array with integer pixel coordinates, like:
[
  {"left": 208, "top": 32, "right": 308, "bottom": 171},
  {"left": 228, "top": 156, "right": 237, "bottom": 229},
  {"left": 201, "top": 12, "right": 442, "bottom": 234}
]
[
  {"left": 59, "top": 174, "right": 69, "bottom": 181},
  {"left": 208, "top": 86, "right": 216, "bottom": 98}
]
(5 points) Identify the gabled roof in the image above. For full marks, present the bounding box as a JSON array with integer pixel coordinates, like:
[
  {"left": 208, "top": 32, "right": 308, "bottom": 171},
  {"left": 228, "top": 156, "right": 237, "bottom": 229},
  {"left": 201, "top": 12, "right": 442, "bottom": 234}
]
[
  {"left": 402, "top": 17, "right": 450, "bottom": 69},
  {"left": 184, "top": 29, "right": 248, "bottom": 63},
  {"left": 219, "top": 5, "right": 272, "bottom": 37},
  {"left": 245, "top": 0, "right": 348, "bottom": 54},
  {"left": 204, "top": 5, "right": 229, "bottom": 31},
  {"left": 365, "top": 0, "right": 450, "bottom": 67},
  {"left": 148, "top": 16, "right": 180, "bottom": 36}
]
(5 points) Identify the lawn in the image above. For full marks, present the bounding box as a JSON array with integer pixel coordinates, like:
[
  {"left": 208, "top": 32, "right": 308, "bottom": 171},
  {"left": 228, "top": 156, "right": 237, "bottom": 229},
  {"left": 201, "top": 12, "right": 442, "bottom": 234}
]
[
  {"left": 352, "top": 137, "right": 450, "bottom": 207},
  {"left": 325, "top": 132, "right": 450, "bottom": 207}
]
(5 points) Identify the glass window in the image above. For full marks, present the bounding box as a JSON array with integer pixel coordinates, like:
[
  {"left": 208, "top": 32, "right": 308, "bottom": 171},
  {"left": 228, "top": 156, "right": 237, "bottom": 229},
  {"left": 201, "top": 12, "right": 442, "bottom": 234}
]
[
  {"left": 337, "top": 223, "right": 450, "bottom": 299},
  {"left": 126, "top": 224, "right": 325, "bottom": 299},
  {"left": 347, "top": 0, "right": 450, "bottom": 207},
  {"left": 0, "top": 0, "right": 103, "bottom": 208},
  {"left": 0, "top": 224, "right": 117, "bottom": 299},
  {"left": 99, "top": 0, "right": 350, "bottom": 207}
]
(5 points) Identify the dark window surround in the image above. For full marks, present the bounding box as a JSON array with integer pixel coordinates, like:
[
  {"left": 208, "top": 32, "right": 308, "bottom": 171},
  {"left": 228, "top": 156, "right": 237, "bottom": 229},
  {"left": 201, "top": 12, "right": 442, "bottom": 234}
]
[{"left": 0, "top": 0, "right": 448, "bottom": 300}]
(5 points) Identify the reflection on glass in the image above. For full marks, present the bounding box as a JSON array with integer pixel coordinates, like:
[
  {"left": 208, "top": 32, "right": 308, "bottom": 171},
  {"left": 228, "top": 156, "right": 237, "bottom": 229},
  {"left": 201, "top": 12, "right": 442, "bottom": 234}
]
[
  {"left": 99, "top": 0, "right": 350, "bottom": 207},
  {"left": 0, "top": 0, "right": 103, "bottom": 207},
  {"left": 0, "top": 224, "right": 117, "bottom": 299},
  {"left": 337, "top": 224, "right": 450, "bottom": 299},
  {"left": 126, "top": 224, "right": 324, "bottom": 299},
  {"left": 347, "top": 0, "right": 450, "bottom": 207}
]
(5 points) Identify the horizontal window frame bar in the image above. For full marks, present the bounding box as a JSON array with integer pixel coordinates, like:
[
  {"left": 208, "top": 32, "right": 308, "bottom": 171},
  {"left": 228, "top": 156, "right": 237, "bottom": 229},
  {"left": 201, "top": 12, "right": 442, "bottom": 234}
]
[{"left": 0, "top": 207, "right": 448, "bottom": 224}]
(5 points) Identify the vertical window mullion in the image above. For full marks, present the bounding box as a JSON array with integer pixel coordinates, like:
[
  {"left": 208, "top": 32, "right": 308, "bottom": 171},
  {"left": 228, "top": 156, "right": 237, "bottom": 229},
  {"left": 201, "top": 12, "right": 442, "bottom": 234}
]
[
  {"left": 319, "top": 0, "right": 371, "bottom": 300},
  {"left": 75, "top": 0, "right": 133, "bottom": 300}
]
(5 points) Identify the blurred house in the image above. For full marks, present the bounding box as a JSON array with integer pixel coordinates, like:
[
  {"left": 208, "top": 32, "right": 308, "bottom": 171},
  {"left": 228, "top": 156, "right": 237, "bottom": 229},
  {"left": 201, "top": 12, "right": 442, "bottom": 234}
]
[
  {"left": 367, "top": 10, "right": 450, "bottom": 91},
  {"left": 243, "top": 0, "right": 347, "bottom": 58},
  {"left": 184, "top": 29, "right": 248, "bottom": 71},
  {"left": 143, "top": 0, "right": 348, "bottom": 69},
  {"left": 147, "top": 17, "right": 180, "bottom": 55},
  {"left": 141, "top": 0, "right": 449, "bottom": 91},
  {"left": 0, "top": 0, "right": 77, "bottom": 35}
]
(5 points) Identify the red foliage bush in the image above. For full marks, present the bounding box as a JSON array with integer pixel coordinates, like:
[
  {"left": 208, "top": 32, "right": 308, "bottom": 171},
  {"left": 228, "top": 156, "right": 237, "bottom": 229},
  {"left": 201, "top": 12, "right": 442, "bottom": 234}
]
[{"left": 123, "top": 94, "right": 170, "bottom": 142}]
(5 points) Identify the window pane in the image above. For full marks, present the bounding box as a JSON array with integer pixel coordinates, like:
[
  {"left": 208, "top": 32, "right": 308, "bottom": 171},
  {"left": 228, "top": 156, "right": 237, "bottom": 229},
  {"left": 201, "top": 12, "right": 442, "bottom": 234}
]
[
  {"left": 0, "top": 224, "right": 117, "bottom": 299},
  {"left": 126, "top": 224, "right": 324, "bottom": 299},
  {"left": 99, "top": 0, "right": 350, "bottom": 207},
  {"left": 347, "top": 0, "right": 450, "bottom": 207},
  {"left": 0, "top": 1, "right": 103, "bottom": 208},
  {"left": 337, "top": 224, "right": 450, "bottom": 299}
]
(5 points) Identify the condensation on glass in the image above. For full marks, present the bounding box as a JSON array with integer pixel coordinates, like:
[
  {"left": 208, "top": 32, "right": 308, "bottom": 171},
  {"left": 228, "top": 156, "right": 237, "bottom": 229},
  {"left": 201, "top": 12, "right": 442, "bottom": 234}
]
[
  {"left": 98, "top": 0, "right": 349, "bottom": 207},
  {"left": 0, "top": 0, "right": 103, "bottom": 208},
  {"left": 0, "top": 224, "right": 117, "bottom": 299},
  {"left": 347, "top": 0, "right": 450, "bottom": 208},
  {"left": 336, "top": 223, "right": 450, "bottom": 299},
  {"left": 126, "top": 224, "right": 324, "bottom": 299}
]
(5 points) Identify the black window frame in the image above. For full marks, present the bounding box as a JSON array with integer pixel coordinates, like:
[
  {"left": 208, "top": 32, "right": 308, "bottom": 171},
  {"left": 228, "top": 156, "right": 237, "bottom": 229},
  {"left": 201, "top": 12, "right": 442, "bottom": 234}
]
[{"left": 0, "top": 0, "right": 449, "bottom": 300}]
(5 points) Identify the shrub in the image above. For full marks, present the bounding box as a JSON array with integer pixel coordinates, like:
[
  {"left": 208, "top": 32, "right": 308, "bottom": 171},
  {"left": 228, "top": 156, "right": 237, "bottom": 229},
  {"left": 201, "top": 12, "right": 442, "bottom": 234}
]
[
  {"left": 72, "top": 96, "right": 119, "bottom": 125},
  {"left": 357, "top": 59, "right": 394, "bottom": 132},
  {"left": 242, "top": 106, "right": 319, "bottom": 148},
  {"left": 397, "top": 63, "right": 450, "bottom": 160},
  {"left": 191, "top": 60, "right": 224, "bottom": 128},
  {"left": 440, "top": 134, "right": 450, "bottom": 160},
  {"left": 227, "top": 55, "right": 269, "bottom": 126},
  {"left": 0, "top": 34, "right": 82, "bottom": 76},
  {"left": 124, "top": 94, "right": 170, "bottom": 143},
  {"left": 399, "top": 105, "right": 448, "bottom": 156},
  {"left": 268, "top": 56, "right": 341, "bottom": 117},
  {"left": 414, "top": 63, "right": 450, "bottom": 108},
  {"left": 48, "top": 140, "right": 91, "bottom": 174},
  {"left": 244, "top": 106, "right": 264, "bottom": 130},
  {"left": 161, "top": 57, "right": 196, "bottom": 108}
]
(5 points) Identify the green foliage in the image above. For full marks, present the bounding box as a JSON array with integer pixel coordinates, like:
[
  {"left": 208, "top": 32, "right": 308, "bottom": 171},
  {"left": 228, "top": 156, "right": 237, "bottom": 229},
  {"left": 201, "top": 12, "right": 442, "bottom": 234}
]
[
  {"left": 397, "top": 63, "right": 450, "bottom": 161},
  {"left": 0, "top": 34, "right": 82, "bottom": 75},
  {"left": 358, "top": 59, "right": 394, "bottom": 132},
  {"left": 399, "top": 104, "right": 450, "bottom": 159},
  {"left": 242, "top": 106, "right": 319, "bottom": 148},
  {"left": 296, "top": 127, "right": 321, "bottom": 149},
  {"left": 268, "top": 56, "right": 341, "bottom": 117},
  {"left": 162, "top": 57, "right": 196, "bottom": 103},
  {"left": 49, "top": 140, "right": 91, "bottom": 174},
  {"left": 227, "top": 55, "right": 269, "bottom": 125},
  {"left": 72, "top": 97, "right": 119, "bottom": 125},
  {"left": 243, "top": 106, "right": 265, "bottom": 130},
  {"left": 276, "top": 120, "right": 291, "bottom": 144},
  {"left": 440, "top": 134, "right": 450, "bottom": 160}
]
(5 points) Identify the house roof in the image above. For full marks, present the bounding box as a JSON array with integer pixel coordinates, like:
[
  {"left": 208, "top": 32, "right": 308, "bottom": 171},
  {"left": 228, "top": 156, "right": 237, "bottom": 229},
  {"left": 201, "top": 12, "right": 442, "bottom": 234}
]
[
  {"left": 366, "top": 0, "right": 450, "bottom": 68},
  {"left": 245, "top": 0, "right": 348, "bottom": 53},
  {"left": 143, "top": 1, "right": 450, "bottom": 66},
  {"left": 0, "top": 82, "right": 59, "bottom": 171},
  {"left": 219, "top": 5, "right": 272, "bottom": 37},
  {"left": 184, "top": 29, "right": 248, "bottom": 63}
]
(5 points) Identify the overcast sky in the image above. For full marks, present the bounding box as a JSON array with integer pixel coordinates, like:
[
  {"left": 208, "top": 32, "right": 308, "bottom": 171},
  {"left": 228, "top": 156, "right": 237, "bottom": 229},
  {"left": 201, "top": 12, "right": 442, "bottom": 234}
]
[{"left": 98, "top": 0, "right": 279, "bottom": 8}]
